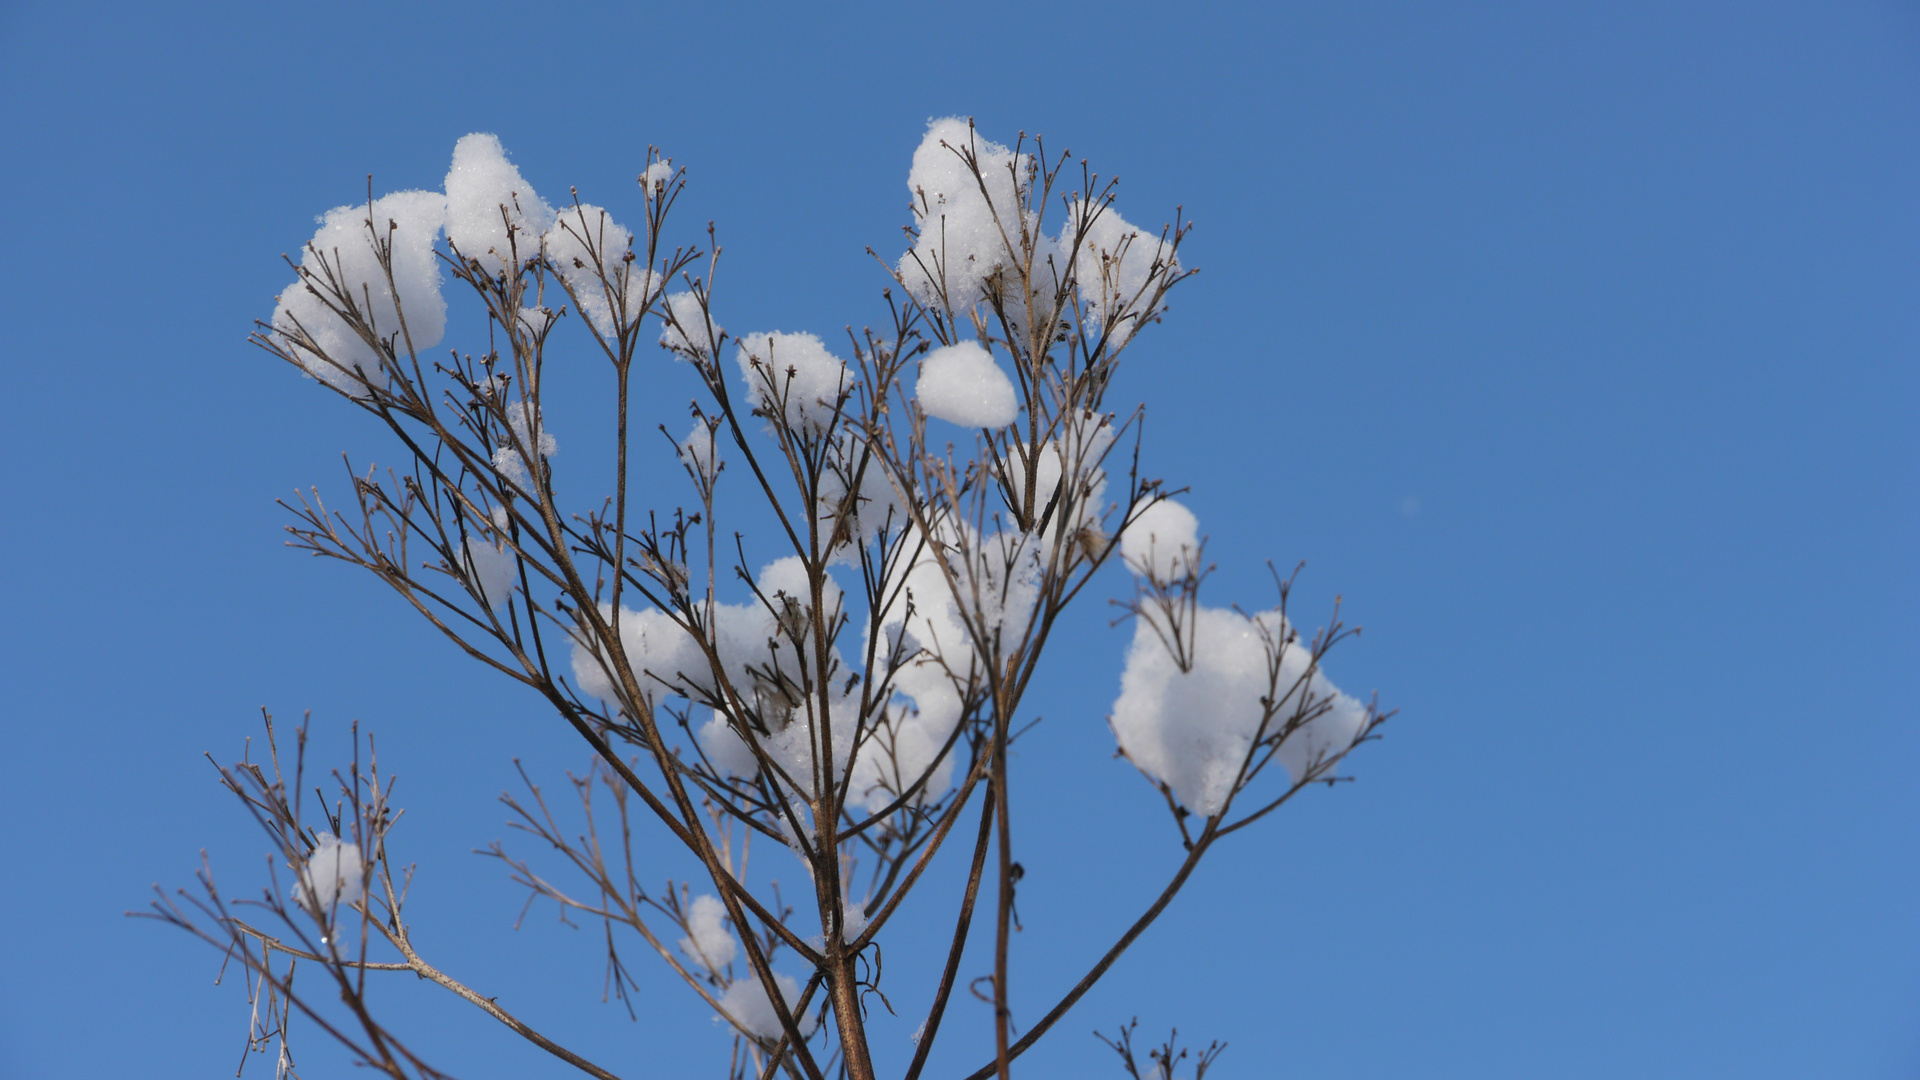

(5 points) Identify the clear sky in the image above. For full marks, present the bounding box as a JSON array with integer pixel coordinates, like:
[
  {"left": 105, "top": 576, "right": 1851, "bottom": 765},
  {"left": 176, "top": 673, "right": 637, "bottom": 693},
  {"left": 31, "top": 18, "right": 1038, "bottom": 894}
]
[{"left": 1, "top": 1, "right": 1915, "bottom": 1077}]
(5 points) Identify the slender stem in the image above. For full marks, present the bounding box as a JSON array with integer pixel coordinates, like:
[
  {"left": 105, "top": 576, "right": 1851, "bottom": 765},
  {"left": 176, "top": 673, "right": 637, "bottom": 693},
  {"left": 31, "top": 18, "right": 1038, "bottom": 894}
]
[
  {"left": 901, "top": 779, "right": 997, "bottom": 1080},
  {"left": 960, "top": 833, "right": 1217, "bottom": 1080},
  {"left": 992, "top": 701, "right": 1014, "bottom": 1080},
  {"left": 379, "top": 921, "right": 627, "bottom": 1080}
]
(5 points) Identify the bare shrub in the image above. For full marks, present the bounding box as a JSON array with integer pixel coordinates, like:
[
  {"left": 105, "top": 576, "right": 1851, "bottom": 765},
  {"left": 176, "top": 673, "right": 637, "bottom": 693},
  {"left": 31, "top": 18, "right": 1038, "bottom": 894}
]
[{"left": 141, "top": 118, "right": 1388, "bottom": 1080}]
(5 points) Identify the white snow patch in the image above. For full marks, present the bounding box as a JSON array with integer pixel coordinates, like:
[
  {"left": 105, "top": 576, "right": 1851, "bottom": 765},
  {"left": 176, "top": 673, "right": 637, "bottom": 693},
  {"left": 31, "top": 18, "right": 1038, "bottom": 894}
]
[
  {"left": 916, "top": 341, "right": 1018, "bottom": 427},
  {"left": 569, "top": 605, "right": 704, "bottom": 708},
  {"left": 1110, "top": 607, "right": 1366, "bottom": 817},
  {"left": 492, "top": 399, "right": 556, "bottom": 487},
  {"left": 717, "top": 972, "right": 816, "bottom": 1040},
  {"left": 271, "top": 189, "right": 447, "bottom": 393},
  {"left": 999, "top": 412, "right": 1114, "bottom": 534},
  {"left": 815, "top": 439, "right": 906, "bottom": 560},
  {"left": 445, "top": 134, "right": 554, "bottom": 278},
  {"left": 462, "top": 533, "right": 517, "bottom": 609},
  {"left": 1121, "top": 498, "right": 1199, "bottom": 581},
  {"left": 543, "top": 203, "right": 653, "bottom": 338},
  {"left": 677, "top": 894, "right": 737, "bottom": 970},
  {"left": 839, "top": 897, "right": 870, "bottom": 943},
  {"left": 297, "top": 832, "right": 366, "bottom": 917},
  {"left": 736, "top": 331, "right": 850, "bottom": 434},
  {"left": 678, "top": 419, "right": 722, "bottom": 485},
  {"left": 569, "top": 559, "right": 870, "bottom": 804},
  {"left": 659, "top": 290, "right": 721, "bottom": 358},
  {"left": 898, "top": 118, "right": 1032, "bottom": 313},
  {"left": 1062, "top": 198, "right": 1179, "bottom": 349}
]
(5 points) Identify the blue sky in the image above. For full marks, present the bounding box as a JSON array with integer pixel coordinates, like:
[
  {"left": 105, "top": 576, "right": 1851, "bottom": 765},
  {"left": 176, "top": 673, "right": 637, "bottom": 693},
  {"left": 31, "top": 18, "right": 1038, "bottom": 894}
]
[{"left": 1, "top": 1, "right": 1915, "bottom": 1077}]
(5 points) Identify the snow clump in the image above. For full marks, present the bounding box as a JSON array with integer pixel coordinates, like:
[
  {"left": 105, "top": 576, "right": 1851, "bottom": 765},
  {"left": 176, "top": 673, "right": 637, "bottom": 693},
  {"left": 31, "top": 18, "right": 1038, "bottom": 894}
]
[
  {"left": 1111, "top": 605, "right": 1367, "bottom": 818},
  {"left": 735, "top": 331, "right": 849, "bottom": 434},
  {"left": 271, "top": 189, "right": 447, "bottom": 393},
  {"left": 898, "top": 118, "right": 1033, "bottom": 313},
  {"left": 563, "top": 550, "right": 971, "bottom": 815},
  {"left": 659, "top": 291, "right": 721, "bottom": 358},
  {"left": 814, "top": 441, "right": 907, "bottom": 561},
  {"left": 1062, "top": 199, "right": 1179, "bottom": 348},
  {"left": 717, "top": 971, "right": 816, "bottom": 1040},
  {"left": 297, "top": 832, "right": 366, "bottom": 917},
  {"left": 1110, "top": 505, "right": 1367, "bottom": 817},
  {"left": 543, "top": 203, "right": 650, "bottom": 338},
  {"left": 492, "top": 400, "right": 557, "bottom": 487},
  {"left": 916, "top": 341, "right": 1018, "bottom": 427},
  {"left": 839, "top": 896, "right": 870, "bottom": 943},
  {"left": 1121, "top": 498, "right": 1200, "bottom": 580},
  {"left": 462, "top": 533, "right": 518, "bottom": 610},
  {"left": 569, "top": 604, "right": 706, "bottom": 710},
  {"left": 445, "top": 133, "right": 554, "bottom": 277},
  {"left": 678, "top": 418, "right": 722, "bottom": 485},
  {"left": 999, "top": 411, "right": 1114, "bottom": 534},
  {"left": 677, "top": 894, "right": 737, "bottom": 970}
]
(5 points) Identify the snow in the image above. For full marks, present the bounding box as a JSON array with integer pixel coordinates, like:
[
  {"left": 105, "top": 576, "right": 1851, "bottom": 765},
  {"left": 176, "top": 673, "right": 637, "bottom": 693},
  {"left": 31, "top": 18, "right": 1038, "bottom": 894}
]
[
  {"left": 659, "top": 290, "right": 721, "bottom": 358},
  {"left": 1121, "top": 498, "right": 1200, "bottom": 581},
  {"left": 843, "top": 693, "right": 959, "bottom": 815},
  {"left": 891, "top": 120, "right": 1179, "bottom": 346},
  {"left": 873, "top": 521, "right": 970, "bottom": 665},
  {"left": 543, "top": 203, "right": 650, "bottom": 338},
  {"left": 1062, "top": 199, "right": 1179, "bottom": 349},
  {"left": 815, "top": 440, "right": 906, "bottom": 559},
  {"left": 1110, "top": 604, "right": 1367, "bottom": 818},
  {"left": 445, "top": 133, "right": 554, "bottom": 278},
  {"left": 554, "top": 547, "right": 971, "bottom": 817},
  {"left": 717, "top": 971, "right": 816, "bottom": 1040},
  {"left": 838, "top": 896, "right": 870, "bottom": 943},
  {"left": 874, "top": 517, "right": 1045, "bottom": 660},
  {"left": 691, "top": 541, "right": 967, "bottom": 810},
  {"left": 492, "top": 399, "right": 556, "bottom": 488},
  {"left": 697, "top": 712, "right": 762, "bottom": 778},
  {"left": 677, "top": 894, "right": 737, "bottom": 970},
  {"left": 736, "top": 331, "right": 849, "bottom": 433},
  {"left": 642, "top": 160, "right": 674, "bottom": 195},
  {"left": 955, "top": 528, "right": 1044, "bottom": 650},
  {"left": 569, "top": 559, "right": 891, "bottom": 805},
  {"left": 570, "top": 604, "right": 706, "bottom": 708},
  {"left": 297, "top": 832, "right": 366, "bottom": 917},
  {"left": 999, "top": 412, "right": 1115, "bottom": 534},
  {"left": 897, "top": 118, "right": 1032, "bottom": 313},
  {"left": 461, "top": 532, "right": 517, "bottom": 610},
  {"left": 844, "top": 517, "right": 1047, "bottom": 814},
  {"left": 800, "top": 892, "right": 875, "bottom": 948},
  {"left": 271, "top": 189, "right": 447, "bottom": 393},
  {"left": 1277, "top": 689, "right": 1370, "bottom": 792},
  {"left": 916, "top": 341, "right": 1018, "bottom": 427}
]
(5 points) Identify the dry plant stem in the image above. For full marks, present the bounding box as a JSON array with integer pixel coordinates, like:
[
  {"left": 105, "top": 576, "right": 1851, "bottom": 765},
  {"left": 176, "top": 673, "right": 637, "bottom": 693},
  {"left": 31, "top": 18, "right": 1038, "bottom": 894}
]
[
  {"left": 959, "top": 719, "right": 1367, "bottom": 1080},
  {"left": 538, "top": 465, "right": 826, "bottom": 1071},
  {"left": 961, "top": 829, "right": 1217, "bottom": 1080},
  {"left": 600, "top": 674, "right": 828, "bottom": 1079},
  {"left": 378, "top": 922, "right": 626, "bottom": 1080},
  {"left": 539, "top": 681, "right": 821, "bottom": 966},
  {"left": 145, "top": 847, "right": 443, "bottom": 1075},
  {"left": 234, "top": 918, "right": 625, "bottom": 1080},
  {"left": 901, "top": 779, "right": 998, "bottom": 1080},
  {"left": 992, "top": 697, "right": 1015, "bottom": 1080},
  {"left": 491, "top": 764, "right": 806, "bottom": 1076},
  {"left": 799, "top": 467, "right": 877, "bottom": 1080}
]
